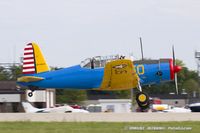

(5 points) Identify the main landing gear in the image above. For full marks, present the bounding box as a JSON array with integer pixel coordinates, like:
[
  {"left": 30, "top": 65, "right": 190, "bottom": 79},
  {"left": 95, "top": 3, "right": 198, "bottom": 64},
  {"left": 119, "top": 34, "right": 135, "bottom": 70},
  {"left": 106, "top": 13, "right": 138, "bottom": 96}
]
[
  {"left": 136, "top": 92, "right": 150, "bottom": 111},
  {"left": 135, "top": 83, "right": 150, "bottom": 111}
]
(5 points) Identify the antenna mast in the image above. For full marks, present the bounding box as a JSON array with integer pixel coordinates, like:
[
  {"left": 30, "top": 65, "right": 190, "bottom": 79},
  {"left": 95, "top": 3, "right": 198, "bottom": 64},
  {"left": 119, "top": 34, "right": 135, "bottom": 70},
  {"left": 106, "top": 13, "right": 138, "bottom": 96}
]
[{"left": 139, "top": 37, "right": 144, "bottom": 60}]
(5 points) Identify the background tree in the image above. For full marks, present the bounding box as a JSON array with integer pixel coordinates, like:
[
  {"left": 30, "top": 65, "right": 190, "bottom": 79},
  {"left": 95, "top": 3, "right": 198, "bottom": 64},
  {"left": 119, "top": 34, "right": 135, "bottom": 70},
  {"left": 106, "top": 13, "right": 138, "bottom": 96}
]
[
  {"left": 0, "top": 66, "right": 10, "bottom": 80},
  {"left": 0, "top": 65, "right": 22, "bottom": 80},
  {"left": 182, "top": 79, "right": 199, "bottom": 98},
  {"left": 9, "top": 65, "right": 22, "bottom": 80}
]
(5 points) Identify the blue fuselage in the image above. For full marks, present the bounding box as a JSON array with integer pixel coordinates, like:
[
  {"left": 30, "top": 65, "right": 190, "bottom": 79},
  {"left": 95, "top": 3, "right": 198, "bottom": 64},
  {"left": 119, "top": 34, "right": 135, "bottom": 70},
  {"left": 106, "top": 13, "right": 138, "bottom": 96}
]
[{"left": 18, "top": 59, "right": 172, "bottom": 90}]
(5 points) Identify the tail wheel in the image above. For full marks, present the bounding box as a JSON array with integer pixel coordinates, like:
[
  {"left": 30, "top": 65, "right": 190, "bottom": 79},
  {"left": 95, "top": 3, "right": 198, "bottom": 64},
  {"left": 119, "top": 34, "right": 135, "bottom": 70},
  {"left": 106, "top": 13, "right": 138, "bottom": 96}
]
[
  {"left": 28, "top": 92, "right": 33, "bottom": 97},
  {"left": 136, "top": 92, "right": 150, "bottom": 110},
  {"left": 27, "top": 86, "right": 38, "bottom": 97}
]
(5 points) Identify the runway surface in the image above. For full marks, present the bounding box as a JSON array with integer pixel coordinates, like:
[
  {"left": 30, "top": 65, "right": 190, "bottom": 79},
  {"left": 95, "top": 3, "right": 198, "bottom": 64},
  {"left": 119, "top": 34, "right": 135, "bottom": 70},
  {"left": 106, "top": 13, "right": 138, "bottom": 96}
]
[{"left": 0, "top": 113, "right": 200, "bottom": 122}]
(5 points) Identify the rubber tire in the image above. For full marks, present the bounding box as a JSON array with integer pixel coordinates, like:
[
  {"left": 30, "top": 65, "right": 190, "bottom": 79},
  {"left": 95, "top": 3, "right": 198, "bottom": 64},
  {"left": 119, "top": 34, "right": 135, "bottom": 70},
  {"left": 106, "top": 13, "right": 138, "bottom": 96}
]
[
  {"left": 136, "top": 92, "right": 150, "bottom": 110},
  {"left": 28, "top": 92, "right": 33, "bottom": 97},
  {"left": 139, "top": 101, "right": 150, "bottom": 110},
  {"left": 136, "top": 92, "right": 149, "bottom": 104}
]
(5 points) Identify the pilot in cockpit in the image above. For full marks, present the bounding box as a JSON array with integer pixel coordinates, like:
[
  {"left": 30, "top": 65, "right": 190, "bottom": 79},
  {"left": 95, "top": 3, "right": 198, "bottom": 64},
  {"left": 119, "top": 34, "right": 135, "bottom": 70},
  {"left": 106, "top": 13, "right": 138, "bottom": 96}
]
[{"left": 91, "top": 58, "right": 95, "bottom": 69}]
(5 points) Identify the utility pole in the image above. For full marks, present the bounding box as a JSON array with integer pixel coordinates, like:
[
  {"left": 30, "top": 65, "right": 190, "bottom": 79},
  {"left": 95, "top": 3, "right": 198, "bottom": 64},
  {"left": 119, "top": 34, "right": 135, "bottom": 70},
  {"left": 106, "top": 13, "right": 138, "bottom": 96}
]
[
  {"left": 195, "top": 51, "right": 200, "bottom": 99},
  {"left": 195, "top": 51, "right": 200, "bottom": 77}
]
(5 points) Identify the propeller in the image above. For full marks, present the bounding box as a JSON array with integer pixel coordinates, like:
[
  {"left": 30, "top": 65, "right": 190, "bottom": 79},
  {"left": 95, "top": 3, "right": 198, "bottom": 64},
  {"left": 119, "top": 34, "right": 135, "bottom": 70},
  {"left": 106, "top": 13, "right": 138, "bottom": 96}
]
[{"left": 172, "top": 45, "right": 180, "bottom": 95}]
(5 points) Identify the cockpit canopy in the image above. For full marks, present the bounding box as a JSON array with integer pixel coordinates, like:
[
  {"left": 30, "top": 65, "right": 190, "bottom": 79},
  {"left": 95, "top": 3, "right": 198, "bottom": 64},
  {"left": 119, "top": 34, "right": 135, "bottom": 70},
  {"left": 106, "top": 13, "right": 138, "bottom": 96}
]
[{"left": 81, "top": 55, "right": 124, "bottom": 69}]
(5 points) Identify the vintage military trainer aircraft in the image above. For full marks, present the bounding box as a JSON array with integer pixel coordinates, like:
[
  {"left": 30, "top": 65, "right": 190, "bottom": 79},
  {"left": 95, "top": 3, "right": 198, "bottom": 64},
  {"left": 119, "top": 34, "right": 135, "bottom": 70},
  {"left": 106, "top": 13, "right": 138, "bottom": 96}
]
[{"left": 17, "top": 42, "right": 182, "bottom": 110}]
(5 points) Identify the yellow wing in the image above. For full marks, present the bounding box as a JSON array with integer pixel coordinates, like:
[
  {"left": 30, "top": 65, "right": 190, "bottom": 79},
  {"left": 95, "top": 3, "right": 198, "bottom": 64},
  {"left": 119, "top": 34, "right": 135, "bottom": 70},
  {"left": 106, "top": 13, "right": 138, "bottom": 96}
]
[{"left": 99, "top": 59, "right": 139, "bottom": 90}]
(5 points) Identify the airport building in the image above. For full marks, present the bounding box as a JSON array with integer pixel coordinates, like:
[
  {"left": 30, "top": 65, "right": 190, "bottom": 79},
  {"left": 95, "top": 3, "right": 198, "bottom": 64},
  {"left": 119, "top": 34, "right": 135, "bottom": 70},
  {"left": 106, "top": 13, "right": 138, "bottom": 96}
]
[
  {"left": 26, "top": 89, "right": 56, "bottom": 108},
  {"left": 0, "top": 63, "right": 56, "bottom": 112},
  {"left": 0, "top": 81, "right": 56, "bottom": 112},
  {"left": 0, "top": 81, "right": 24, "bottom": 112}
]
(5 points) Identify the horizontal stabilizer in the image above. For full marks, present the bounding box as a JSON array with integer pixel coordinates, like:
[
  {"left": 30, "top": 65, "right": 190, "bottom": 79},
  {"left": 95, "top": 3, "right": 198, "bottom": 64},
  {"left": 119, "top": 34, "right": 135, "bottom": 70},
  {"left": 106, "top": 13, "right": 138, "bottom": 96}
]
[{"left": 17, "top": 76, "right": 44, "bottom": 83}]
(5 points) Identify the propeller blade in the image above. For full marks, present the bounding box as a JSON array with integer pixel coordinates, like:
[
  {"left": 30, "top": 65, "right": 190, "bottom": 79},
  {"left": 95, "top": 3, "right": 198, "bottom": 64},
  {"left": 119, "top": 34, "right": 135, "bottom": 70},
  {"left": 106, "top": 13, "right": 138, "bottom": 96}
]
[
  {"left": 172, "top": 45, "right": 179, "bottom": 95},
  {"left": 174, "top": 73, "right": 179, "bottom": 95},
  {"left": 172, "top": 45, "right": 176, "bottom": 65}
]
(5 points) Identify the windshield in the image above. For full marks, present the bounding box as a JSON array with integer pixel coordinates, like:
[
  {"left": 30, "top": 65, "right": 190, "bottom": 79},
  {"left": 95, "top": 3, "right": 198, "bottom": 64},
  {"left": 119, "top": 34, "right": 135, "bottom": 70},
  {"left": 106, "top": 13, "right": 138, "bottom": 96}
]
[{"left": 80, "top": 55, "right": 121, "bottom": 69}]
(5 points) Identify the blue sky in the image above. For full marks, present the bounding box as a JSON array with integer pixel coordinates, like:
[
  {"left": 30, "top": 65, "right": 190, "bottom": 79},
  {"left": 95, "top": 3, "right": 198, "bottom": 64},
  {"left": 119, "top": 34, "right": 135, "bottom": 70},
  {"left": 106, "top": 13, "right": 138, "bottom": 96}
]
[{"left": 0, "top": 0, "right": 200, "bottom": 70}]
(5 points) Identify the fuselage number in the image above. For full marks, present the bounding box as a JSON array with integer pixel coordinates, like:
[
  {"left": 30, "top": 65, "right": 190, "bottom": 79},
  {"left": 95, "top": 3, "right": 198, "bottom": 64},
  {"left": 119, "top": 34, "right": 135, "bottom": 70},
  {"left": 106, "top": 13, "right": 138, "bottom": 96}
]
[{"left": 136, "top": 65, "right": 145, "bottom": 75}]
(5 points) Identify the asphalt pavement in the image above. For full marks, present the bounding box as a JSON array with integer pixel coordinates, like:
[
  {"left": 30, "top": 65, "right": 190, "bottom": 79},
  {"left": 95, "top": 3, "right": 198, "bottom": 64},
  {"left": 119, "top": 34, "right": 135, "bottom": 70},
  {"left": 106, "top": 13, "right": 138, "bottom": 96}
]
[{"left": 0, "top": 113, "right": 199, "bottom": 122}]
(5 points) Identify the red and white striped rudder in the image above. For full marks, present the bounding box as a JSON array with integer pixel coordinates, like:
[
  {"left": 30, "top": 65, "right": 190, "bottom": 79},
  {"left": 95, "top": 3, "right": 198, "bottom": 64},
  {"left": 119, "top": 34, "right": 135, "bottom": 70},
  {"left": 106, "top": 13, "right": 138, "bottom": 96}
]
[{"left": 22, "top": 43, "right": 36, "bottom": 74}]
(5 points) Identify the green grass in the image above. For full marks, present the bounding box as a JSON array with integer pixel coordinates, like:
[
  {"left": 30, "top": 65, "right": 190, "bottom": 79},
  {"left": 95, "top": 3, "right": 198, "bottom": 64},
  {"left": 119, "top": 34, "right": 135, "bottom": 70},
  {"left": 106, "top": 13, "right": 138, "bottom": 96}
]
[{"left": 0, "top": 122, "right": 199, "bottom": 133}]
